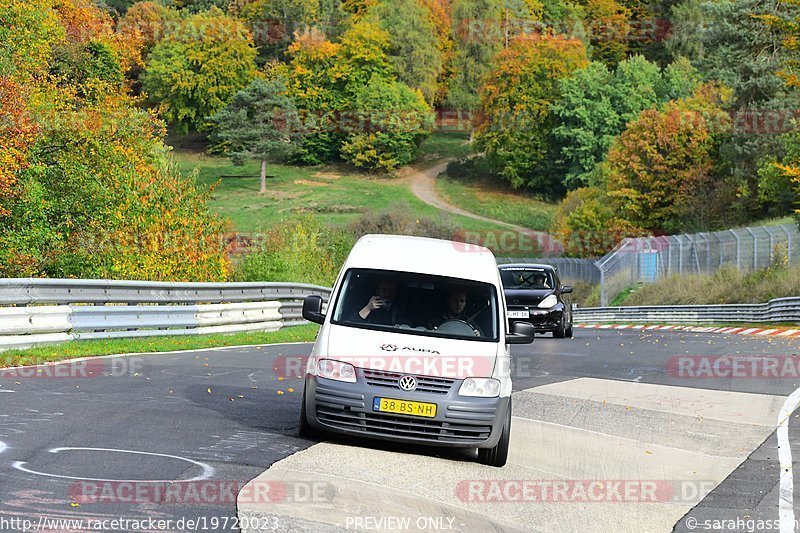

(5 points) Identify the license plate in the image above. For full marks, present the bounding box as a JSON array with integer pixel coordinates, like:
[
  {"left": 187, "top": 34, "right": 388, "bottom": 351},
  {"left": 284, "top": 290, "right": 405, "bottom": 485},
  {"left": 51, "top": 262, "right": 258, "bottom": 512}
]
[
  {"left": 373, "top": 397, "right": 437, "bottom": 418},
  {"left": 508, "top": 310, "right": 530, "bottom": 318}
]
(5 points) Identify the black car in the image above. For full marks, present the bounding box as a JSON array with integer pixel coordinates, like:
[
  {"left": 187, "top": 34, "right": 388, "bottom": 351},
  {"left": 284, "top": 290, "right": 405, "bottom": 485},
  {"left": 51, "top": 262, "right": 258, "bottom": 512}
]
[{"left": 499, "top": 264, "right": 573, "bottom": 338}]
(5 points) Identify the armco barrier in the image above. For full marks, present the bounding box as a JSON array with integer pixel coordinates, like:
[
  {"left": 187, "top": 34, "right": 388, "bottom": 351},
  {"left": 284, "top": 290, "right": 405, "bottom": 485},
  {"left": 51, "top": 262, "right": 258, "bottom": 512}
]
[
  {"left": 0, "top": 279, "right": 331, "bottom": 351},
  {"left": 573, "top": 297, "right": 800, "bottom": 325}
]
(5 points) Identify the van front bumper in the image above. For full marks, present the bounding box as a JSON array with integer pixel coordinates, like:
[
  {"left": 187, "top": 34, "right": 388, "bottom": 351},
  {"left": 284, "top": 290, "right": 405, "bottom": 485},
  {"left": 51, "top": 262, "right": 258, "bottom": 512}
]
[{"left": 303, "top": 370, "right": 510, "bottom": 449}]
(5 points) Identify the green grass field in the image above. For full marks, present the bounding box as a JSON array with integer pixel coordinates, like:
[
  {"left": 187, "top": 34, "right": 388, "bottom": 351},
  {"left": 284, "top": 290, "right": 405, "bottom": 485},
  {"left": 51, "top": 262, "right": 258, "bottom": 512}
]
[
  {"left": 435, "top": 173, "right": 556, "bottom": 231},
  {"left": 174, "top": 134, "right": 513, "bottom": 235},
  {"left": 414, "top": 131, "right": 474, "bottom": 163}
]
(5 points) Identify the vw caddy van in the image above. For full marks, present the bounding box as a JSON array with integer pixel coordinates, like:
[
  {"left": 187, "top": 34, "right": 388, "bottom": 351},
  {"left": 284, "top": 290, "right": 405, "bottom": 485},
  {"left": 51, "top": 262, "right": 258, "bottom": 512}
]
[{"left": 299, "top": 235, "right": 534, "bottom": 467}]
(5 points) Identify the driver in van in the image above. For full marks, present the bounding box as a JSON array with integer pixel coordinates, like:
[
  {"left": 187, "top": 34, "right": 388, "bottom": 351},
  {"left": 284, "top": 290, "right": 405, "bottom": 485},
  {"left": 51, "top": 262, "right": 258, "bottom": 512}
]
[{"left": 428, "top": 289, "right": 475, "bottom": 331}]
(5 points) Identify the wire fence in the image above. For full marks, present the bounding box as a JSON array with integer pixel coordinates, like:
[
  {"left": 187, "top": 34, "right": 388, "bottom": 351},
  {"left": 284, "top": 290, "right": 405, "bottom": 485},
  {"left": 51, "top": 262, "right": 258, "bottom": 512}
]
[{"left": 596, "top": 223, "right": 800, "bottom": 306}]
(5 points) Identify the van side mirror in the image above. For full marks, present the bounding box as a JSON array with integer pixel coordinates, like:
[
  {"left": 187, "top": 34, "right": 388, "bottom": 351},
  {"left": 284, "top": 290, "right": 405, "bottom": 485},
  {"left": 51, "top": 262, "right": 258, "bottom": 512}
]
[
  {"left": 302, "top": 295, "right": 325, "bottom": 325},
  {"left": 506, "top": 322, "right": 534, "bottom": 344},
  {"left": 561, "top": 285, "right": 573, "bottom": 294}
]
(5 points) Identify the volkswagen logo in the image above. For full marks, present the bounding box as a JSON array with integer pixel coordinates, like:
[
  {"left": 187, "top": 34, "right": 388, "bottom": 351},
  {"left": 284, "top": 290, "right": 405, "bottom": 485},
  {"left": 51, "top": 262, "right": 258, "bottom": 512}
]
[
  {"left": 380, "top": 344, "right": 398, "bottom": 352},
  {"left": 398, "top": 375, "right": 417, "bottom": 391}
]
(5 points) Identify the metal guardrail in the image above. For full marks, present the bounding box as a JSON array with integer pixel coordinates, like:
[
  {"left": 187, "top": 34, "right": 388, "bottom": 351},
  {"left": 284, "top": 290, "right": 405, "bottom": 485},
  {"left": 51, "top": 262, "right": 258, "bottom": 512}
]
[
  {"left": 573, "top": 297, "right": 800, "bottom": 325},
  {"left": 0, "top": 279, "right": 331, "bottom": 352}
]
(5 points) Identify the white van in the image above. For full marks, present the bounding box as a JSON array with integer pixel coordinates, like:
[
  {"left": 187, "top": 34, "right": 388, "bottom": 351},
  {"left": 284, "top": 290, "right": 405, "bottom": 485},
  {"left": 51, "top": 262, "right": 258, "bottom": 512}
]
[{"left": 299, "top": 234, "right": 534, "bottom": 467}]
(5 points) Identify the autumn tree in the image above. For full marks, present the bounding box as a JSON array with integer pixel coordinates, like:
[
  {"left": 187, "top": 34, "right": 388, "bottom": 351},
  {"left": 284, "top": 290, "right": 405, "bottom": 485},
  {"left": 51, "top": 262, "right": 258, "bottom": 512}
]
[
  {"left": 117, "top": 2, "right": 179, "bottom": 54},
  {"left": 606, "top": 89, "right": 733, "bottom": 233},
  {"left": 370, "top": 0, "right": 442, "bottom": 104},
  {"left": 0, "top": 0, "right": 64, "bottom": 82},
  {"left": 210, "top": 78, "right": 302, "bottom": 193},
  {"left": 340, "top": 75, "right": 434, "bottom": 170},
  {"left": 0, "top": 0, "right": 232, "bottom": 280},
  {"left": 142, "top": 7, "right": 257, "bottom": 132},
  {"left": 475, "top": 35, "right": 589, "bottom": 193},
  {"left": 551, "top": 55, "right": 700, "bottom": 188},
  {"left": 229, "top": 0, "right": 321, "bottom": 58},
  {"left": 0, "top": 79, "right": 37, "bottom": 217},
  {"left": 447, "top": 0, "right": 504, "bottom": 110},
  {"left": 419, "top": 0, "right": 455, "bottom": 105},
  {"left": 551, "top": 185, "right": 646, "bottom": 256},
  {"left": 275, "top": 19, "right": 429, "bottom": 169},
  {"left": 581, "top": 0, "right": 630, "bottom": 67}
]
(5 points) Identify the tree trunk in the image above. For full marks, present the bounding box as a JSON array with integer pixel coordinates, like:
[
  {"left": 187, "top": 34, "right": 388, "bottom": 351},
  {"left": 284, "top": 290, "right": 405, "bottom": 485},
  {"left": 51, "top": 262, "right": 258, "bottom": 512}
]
[{"left": 260, "top": 159, "right": 267, "bottom": 194}]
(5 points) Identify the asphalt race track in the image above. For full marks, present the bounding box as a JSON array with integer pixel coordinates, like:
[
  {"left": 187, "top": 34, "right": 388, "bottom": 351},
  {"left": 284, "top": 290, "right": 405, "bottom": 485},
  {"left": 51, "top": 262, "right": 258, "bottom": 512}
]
[{"left": 1, "top": 330, "right": 799, "bottom": 532}]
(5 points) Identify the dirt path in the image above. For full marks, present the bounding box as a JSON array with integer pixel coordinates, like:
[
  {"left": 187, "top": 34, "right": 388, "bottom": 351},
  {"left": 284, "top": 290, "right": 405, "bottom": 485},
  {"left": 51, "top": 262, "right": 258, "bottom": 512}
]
[{"left": 407, "top": 159, "right": 535, "bottom": 233}]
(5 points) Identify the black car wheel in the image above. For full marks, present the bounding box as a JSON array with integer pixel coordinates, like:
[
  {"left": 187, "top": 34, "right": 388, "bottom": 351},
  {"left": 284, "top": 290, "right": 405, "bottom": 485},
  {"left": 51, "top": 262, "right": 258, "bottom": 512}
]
[{"left": 554, "top": 316, "right": 567, "bottom": 338}]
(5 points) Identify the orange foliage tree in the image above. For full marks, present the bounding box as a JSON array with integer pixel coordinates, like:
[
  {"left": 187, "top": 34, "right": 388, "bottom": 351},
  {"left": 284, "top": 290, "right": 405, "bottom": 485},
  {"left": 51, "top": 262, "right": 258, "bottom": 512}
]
[
  {"left": 474, "top": 35, "right": 588, "bottom": 193},
  {"left": 0, "top": 0, "right": 232, "bottom": 281},
  {"left": 0, "top": 79, "right": 37, "bottom": 216},
  {"left": 606, "top": 87, "right": 733, "bottom": 233}
]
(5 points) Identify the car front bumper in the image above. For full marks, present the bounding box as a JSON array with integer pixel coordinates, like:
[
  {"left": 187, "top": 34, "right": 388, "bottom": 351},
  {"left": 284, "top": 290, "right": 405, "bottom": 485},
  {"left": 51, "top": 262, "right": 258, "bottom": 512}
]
[
  {"left": 507, "top": 304, "right": 565, "bottom": 332},
  {"left": 303, "top": 370, "right": 510, "bottom": 449}
]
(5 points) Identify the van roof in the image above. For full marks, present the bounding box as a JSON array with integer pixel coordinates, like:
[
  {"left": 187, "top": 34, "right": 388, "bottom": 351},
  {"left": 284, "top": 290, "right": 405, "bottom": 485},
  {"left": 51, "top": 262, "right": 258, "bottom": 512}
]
[{"left": 344, "top": 234, "right": 499, "bottom": 284}]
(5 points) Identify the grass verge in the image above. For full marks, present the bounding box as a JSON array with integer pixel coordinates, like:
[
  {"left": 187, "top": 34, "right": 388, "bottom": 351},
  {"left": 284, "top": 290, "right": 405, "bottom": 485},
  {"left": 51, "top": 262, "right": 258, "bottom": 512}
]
[
  {"left": 615, "top": 266, "right": 800, "bottom": 306},
  {"left": 0, "top": 324, "right": 320, "bottom": 368}
]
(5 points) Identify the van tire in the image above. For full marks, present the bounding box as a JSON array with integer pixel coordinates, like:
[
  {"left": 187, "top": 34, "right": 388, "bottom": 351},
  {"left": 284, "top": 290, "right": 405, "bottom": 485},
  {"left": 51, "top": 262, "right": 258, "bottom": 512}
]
[
  {"left": 298, "top": 387, "right": 320, "bottom": 440},
  {"left": 565, "top": 323, "right": 573, "bottom": 338},
  {"left": 477, "top": 400, "right": 511, "bottom": 467}
]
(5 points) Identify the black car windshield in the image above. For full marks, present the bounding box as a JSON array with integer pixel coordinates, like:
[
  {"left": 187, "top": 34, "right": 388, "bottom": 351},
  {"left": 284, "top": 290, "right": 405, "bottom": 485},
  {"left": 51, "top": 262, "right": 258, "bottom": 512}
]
[
  {"left": 500, "top": 267, "right": 555, "bottom": 290},
  {"left": 331, "top": 269, "right": 499, "bottom": 341}
]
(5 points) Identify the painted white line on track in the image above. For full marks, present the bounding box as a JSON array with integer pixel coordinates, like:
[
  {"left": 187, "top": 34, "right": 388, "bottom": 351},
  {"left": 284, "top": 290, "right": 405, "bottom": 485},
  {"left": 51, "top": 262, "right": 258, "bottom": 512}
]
[
  {"left": 778, "top": 387, "right": 800, "bottom": 533},
  {"left": 12, "top": 447, "right": 214, "bottom": 482},
  {"left": 0, "top": 441, "right": 6, "bottom": 454},
  {"left": 0, "top": 389, "right": 13, "bottom": 393}
]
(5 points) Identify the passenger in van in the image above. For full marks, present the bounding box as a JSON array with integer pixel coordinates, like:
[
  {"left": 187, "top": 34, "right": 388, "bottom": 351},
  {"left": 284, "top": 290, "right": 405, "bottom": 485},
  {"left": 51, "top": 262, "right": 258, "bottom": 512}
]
[{"left": 352, "top": 279, "right": 398, "bottom": 325}]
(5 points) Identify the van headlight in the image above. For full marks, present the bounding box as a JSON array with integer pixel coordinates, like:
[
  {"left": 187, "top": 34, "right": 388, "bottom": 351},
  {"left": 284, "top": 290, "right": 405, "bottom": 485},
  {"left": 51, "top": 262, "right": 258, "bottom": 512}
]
[
  {"left": 538, "top": 295, "right": 558, "bottom": 308},
  {"left": 316, "top": 359, "right": 357, "bottom": 383},
  {"left": 459, "top": 378, "right": 501, "bottom": 397}
]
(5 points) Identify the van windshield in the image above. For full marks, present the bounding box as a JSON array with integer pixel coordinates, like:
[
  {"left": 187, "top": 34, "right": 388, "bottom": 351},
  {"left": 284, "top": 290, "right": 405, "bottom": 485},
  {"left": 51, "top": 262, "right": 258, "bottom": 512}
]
[{"left": 331, "top": 269, "right": 499, "bottom": 342}]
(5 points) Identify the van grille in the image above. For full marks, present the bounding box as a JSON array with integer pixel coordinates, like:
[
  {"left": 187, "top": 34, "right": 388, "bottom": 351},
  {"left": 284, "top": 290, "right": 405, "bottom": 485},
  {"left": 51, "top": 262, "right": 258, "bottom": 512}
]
[
  {"left": 316, "top": 406, "right": 491, "bottom": 443},
  {"left": 363, "top": 369, "right": 455, "bottom": 395}
]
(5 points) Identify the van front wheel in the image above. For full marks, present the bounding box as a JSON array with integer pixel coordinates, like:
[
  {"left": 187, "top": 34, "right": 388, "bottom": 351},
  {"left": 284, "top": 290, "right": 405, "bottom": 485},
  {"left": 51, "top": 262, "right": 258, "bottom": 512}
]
[
  {"left": 298, "top": 387, "right": 321, "bottom": 440},
  {"left": 477, "top": 401, "right": 511, "bottom": 467}
]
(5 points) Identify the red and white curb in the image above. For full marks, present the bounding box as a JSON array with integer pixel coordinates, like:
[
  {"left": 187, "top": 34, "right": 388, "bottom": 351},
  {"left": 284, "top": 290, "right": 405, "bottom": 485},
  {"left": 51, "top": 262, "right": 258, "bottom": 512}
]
[{"left": 576, "top": 324, "right": 800, "bottom": 337}]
